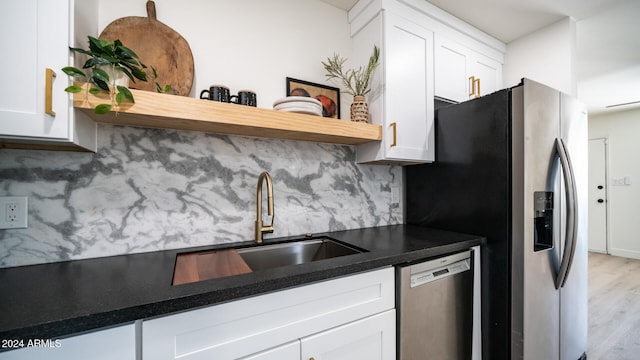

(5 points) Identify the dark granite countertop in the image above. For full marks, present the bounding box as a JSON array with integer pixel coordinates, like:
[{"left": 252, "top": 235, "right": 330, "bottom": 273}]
[{"left": 0, "top": 224, "right": 483, "bottom": 342}]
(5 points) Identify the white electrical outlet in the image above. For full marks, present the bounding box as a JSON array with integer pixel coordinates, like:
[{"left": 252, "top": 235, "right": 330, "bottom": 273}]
[
  {"left": 391, "top": 186, "right": 400, "bottom": 204},
  {"left": 0, "top": 196, "right": 28, "bottom": 229}
]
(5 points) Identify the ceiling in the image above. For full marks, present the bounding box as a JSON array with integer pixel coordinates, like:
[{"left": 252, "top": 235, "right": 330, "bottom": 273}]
[{"left": 323, "top": 0, "right": 640, "bottom": 115}]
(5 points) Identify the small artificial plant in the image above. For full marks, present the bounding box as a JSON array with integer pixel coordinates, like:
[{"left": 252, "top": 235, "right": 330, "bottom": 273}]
[
  {"left": 62, "top": 36, "right": 148, "bottom": 114},
  {"left": 322, "top": 45, "right": 380, "bottom": 97}
]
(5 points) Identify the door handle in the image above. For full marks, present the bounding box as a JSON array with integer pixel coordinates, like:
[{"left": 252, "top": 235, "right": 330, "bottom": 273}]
[
  {"left": 597, "top": 185, "right": 604, "bottom": 189},
  {"left": 45, "top": 68, "right": 56, "bottom": 116},
  {"left": 390, "top": 122, "right": 397, "bottom": 147},
  {"left": 597, "top": 199, "right": 604, "bottom": 203},
  {"left": 468, "top": 76, "right": 475, "bottom": 97},
  {"left": 468, "top": 76, "right": 481, "bottom": 98},
  {"left": 555, "top": 138, "right": 578, "bottom": 289}
]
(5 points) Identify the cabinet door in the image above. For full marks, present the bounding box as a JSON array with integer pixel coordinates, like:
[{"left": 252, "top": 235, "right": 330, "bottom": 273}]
[
  {"left": 301, "top": 310, "right": 396, "bottom": 360},
  {"left": 470, "top": 52, "right": 502, "bottom": 98},
  {"left": 434, "top": 35, "right": 503, "bottom": 101},
  {"left": 383, "top": 13, "right": 434, "bottom": 162},
  {"left": 240, "top": 341, "right": 300, "bottom": 360},
  {"left": 435, "top": 36, "right": 471, "bottom": 103},
  {"left": 0, "top": 0, "right": 96, "bottom": 150},
  {"left": 0, "top": 0, "right": 71, "bottom": 139},
  {"left": 0, "top": 324, "right": 136, "bottom": 360}
]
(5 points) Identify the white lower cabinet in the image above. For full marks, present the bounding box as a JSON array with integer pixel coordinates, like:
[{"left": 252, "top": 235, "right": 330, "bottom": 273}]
[
  {"left": 242, "top": 310, "right": 395, "bottom": 360},
  {"left": 0, "top": 324, "right": 135, "bottom": 360},
  {"left": 142, "top": 267, "right": 395, "bottom": 360},
  {"left": 301, "top": 310, "right": 395, "bottom": 360}
]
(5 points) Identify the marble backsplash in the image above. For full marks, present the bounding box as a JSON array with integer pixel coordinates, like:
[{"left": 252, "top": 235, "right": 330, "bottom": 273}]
[{"left": 0, "top": 124, "right": 402, "bottom": 268}]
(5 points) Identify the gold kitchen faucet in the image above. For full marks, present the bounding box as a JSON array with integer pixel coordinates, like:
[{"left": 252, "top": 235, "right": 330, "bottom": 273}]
[{"left": 255, "top": 171, "right": 274, "bottom": 243}]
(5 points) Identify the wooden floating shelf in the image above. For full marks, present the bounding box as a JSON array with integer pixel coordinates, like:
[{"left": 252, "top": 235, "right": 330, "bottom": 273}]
[{"left": 73, "top": 84, "right": 382, "bottom": 145}]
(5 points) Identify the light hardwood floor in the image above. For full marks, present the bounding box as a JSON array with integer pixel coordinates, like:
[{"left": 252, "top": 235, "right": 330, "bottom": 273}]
[{"left": 588, "top": 252, "right": 640, "bottom": 359}]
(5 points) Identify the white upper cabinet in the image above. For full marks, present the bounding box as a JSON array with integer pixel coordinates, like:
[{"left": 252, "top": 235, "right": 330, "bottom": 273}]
[
  {"left": 349, "top": 0, "right": 505, "bottom": 164},
  {"left": 471, "top": 52, "right": 502, "bottom": 98},
  {"left": 351, "top": 10, "right": 435, "bottom": 164},
  {"left": 435, "top": 35, "right": 503, "bottom": 102},
  {"left": 0, "top": 0, "right": 97, "bottom": 151},
  {"left": 383, "top": 14, "right": 434, "bottom": 162}
]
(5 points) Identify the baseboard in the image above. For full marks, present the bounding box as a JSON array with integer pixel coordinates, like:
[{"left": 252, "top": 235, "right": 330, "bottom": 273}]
[{"left": 609, "top": 248, "right": 640, "bottom": 260}]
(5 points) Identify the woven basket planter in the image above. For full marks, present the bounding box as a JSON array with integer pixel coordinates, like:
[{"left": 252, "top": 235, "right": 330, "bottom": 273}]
[{"left": 350, "top": 95, "right": 369, "bottom": 123}]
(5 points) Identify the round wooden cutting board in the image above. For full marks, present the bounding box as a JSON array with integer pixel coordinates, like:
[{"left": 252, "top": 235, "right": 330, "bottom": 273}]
[{"left": 99, "top": 0, "right": 194, "bottom": 96}]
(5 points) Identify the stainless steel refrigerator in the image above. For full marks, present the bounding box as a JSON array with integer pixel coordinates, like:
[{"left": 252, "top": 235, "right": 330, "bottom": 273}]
[{"left": 405, "top": 78, "right": 588, "bottom": 360}]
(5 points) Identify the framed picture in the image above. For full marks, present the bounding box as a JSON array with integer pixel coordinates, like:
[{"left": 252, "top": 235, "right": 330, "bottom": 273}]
[{"left": 286, "top": 77, "right": 341, "bottom": 119}]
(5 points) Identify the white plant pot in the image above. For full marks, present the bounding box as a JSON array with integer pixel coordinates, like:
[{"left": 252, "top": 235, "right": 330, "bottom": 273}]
[{"left": 98, "top": 65, "right": 130, "bottom": 88}]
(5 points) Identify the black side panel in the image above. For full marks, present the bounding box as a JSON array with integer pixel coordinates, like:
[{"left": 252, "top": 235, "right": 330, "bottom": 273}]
[{"left": 405, "top": 89, "right": 512, "bottom": 360}]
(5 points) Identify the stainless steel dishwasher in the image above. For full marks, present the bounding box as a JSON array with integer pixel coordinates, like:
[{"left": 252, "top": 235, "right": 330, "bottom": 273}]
[{"left": 397, "top": 250, "right": 474, "bottom": 360}]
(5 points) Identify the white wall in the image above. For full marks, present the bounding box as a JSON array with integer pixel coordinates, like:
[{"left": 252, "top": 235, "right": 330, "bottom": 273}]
[
  {"left": 503, "top": 17, "right": 577, "bottom": 95},
  {"left": 99, "top": 0, "right": 354, "bottom": 117},
  {"left": 589, "top": 108, "right": 640, "bottom": 259}
]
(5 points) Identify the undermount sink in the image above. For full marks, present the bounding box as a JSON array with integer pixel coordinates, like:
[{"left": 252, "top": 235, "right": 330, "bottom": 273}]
[
  {"left": 237, "top": 237, "right": 365, "bottom": 271},
  {"left": 172, "top": 237, "right": 366, "bottom": 286}
]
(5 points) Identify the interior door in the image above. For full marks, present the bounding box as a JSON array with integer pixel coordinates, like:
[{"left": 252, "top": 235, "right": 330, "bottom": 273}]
[{"left": 588, "top": 138, "right": 608, "bottom": 253}]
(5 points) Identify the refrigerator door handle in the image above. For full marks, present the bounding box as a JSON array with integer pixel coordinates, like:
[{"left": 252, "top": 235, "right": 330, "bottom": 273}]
[{"left": 555, "top": 138, "right": 579, "bottom": 289}]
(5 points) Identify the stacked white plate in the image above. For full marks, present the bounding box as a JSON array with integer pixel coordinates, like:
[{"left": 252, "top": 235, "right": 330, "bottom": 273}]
[{"left": 273, "top": 96, "right": 323, "bottom": 116}]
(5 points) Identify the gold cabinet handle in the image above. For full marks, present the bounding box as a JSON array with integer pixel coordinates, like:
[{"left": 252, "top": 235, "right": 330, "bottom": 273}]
[
  {"left": 45, "top": 68, "right": 56, "bottom": 116},
  {"left": 469, "top": 76, "right": 481, "bottom": 98},
  {"left": 468, "top": 76, "right": 475, "bottom": 97},
  {"left": 390, "top": 122, "right": 397, "bottom": 147}
]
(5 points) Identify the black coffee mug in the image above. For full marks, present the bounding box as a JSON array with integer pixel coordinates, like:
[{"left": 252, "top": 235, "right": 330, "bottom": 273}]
[
  {"left": 200, "top": 85, "right": 231, "bottom": 102},
  {"left": 231, "top": 90, "right": 257, "bottom": 107}
]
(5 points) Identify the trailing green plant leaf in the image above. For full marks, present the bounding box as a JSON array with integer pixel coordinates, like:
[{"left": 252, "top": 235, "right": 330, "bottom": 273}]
[
  {"left": 61, "top": 67, "right": 86, "bottom": 78},
  {"left": 92, "top": 67, "right": 110, "bottom": 84},
  {"left": 131, "top": 67, "right": 147, "bottom": 82},
  {"left": 90, "top": 76, "right": 109, "bottom": 92},
  {"left": 115, "top": 92, "right": 125, "bottom": 105},
  {"left": 117, "top": 86, "right": 134, "bottom": 103},
  {"left": 64, "top": 85, "right": 83, "bottom": 93},
  {"left": 94, "top": 104, "right": 112, "bottom": 114}
]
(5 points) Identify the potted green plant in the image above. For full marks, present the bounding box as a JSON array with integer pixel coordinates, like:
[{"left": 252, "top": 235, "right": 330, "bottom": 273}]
[
  {"left": 62, "top": 36, "right": 149, "bottom": 114},
  {"left": 322, "top": 45, "right": 380, "bottom": 122}
]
